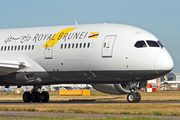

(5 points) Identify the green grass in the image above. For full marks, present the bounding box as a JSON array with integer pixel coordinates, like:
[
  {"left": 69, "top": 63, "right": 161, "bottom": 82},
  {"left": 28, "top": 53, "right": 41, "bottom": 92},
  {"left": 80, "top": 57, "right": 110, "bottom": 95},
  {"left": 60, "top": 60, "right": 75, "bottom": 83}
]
[
  {"left": 1, "top": 103, "right": 180, "bottom": 116},
  {"left": 0, "top": 117, "right": 171, "bottom": 120},
  {"left": 0, "top": 91, "right": 180, "bottom": 117},
  {"left": 153, "top": 111, "right": 163, "bottom": 115}
]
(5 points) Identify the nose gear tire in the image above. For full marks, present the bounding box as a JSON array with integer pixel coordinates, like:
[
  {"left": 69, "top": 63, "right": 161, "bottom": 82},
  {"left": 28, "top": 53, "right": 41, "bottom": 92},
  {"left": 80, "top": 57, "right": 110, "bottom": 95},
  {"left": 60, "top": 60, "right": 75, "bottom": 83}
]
[
  {"left": 127, "top": 93, "right": 137, "bottom": 103},
  {"left": 135, "top": 92, "right": 141, "bottom": 103},
  {"left": 127, "top": 92, "right": 141, "bottom": 103}
]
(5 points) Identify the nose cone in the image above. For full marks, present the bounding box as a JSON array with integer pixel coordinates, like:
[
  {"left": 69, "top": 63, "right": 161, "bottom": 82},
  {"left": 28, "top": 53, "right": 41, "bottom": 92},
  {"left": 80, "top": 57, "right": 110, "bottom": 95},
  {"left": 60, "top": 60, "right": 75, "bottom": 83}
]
[{"left": 155, "top": 51, "right": 174, "bottom": 76}]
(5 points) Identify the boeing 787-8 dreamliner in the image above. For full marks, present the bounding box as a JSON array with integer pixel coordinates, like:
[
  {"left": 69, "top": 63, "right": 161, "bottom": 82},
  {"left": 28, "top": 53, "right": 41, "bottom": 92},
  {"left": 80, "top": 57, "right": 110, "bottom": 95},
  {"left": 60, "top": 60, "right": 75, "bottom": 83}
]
[{"left": 0, "top": 23, "right": 174, "bottom": 103}]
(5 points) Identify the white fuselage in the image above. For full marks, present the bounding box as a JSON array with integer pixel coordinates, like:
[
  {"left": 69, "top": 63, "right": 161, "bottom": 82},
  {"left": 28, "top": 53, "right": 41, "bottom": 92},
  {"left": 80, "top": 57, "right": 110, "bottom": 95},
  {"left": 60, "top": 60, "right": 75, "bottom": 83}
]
[{"left": 0, "top": 23, "right": 173, "bottom": 85}]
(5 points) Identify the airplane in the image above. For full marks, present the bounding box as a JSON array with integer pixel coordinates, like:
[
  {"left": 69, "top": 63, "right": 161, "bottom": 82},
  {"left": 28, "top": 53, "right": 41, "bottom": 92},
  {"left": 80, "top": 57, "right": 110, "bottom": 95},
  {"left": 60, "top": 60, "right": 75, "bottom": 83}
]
[
  {"left": 163, "top": 81, "right": 180, "bottom": 84},
  {"left": 0, "top": 23, "right": 173, "bottom": 103},
  {"left": 161, "top": 76, "right": 180, "bottom": 85}
]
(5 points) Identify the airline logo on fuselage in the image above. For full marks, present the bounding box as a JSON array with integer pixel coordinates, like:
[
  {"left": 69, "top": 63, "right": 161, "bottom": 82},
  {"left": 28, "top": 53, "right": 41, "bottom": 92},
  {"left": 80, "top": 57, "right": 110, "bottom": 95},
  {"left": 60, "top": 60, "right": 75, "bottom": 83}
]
[
  {"left": 4, "top": 27, "right": 100, "bottom": 47},
  {"left": 43, "top": 28, "right": 100, "bottom": 48}
]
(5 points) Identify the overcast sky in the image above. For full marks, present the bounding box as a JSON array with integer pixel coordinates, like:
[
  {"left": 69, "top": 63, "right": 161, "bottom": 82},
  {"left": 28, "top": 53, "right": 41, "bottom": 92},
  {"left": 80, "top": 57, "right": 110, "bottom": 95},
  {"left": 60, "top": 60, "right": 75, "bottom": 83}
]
[{"left": 0, "top": 0, "right": 179, "bottom": 72}]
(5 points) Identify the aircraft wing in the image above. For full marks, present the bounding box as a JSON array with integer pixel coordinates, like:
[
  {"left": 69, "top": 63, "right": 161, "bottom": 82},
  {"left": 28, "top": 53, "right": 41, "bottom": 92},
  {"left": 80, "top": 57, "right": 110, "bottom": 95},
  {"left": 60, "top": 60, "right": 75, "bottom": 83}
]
[{"left": 0, "top": 60, "right": 26, "bottom": 76}]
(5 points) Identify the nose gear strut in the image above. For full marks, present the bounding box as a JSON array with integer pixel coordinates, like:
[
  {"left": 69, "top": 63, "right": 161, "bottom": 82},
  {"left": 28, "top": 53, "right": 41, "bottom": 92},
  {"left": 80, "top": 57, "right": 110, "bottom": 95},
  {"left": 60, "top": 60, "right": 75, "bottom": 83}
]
[{"left": 127, "top": 81, "right": 142, "bottom": 103}]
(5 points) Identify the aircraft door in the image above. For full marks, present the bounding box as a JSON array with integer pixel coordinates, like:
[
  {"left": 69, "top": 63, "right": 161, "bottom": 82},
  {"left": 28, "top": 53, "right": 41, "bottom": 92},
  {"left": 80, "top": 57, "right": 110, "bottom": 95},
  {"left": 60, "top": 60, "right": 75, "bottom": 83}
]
[
  {"left": 102, "top": 35, "right": 116, "bottom": 57},
  {"left": 44, "top": 38, "right": 54, "bottom": 59}
]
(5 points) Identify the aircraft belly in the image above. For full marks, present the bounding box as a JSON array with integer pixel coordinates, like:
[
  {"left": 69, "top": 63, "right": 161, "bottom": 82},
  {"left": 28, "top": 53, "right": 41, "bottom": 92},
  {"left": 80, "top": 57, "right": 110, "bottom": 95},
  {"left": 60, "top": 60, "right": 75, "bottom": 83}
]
[{"left": 0, "top": 70, "right": 162, "bottom": 85}]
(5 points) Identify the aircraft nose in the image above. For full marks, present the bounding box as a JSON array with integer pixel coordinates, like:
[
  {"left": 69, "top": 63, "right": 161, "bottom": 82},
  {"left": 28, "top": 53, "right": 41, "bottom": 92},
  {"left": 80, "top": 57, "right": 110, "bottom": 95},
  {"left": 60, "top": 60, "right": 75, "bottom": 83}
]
[{"left": 155, "top": 51, "right": 174, "bottom": 76}]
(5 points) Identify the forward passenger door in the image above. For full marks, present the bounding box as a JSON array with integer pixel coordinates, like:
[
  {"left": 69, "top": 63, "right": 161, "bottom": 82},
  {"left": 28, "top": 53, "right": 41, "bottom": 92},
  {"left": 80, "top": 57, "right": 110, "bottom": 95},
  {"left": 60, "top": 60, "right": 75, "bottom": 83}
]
[{"left": 102, "top": 35, "right": 116, "bottom": 57}]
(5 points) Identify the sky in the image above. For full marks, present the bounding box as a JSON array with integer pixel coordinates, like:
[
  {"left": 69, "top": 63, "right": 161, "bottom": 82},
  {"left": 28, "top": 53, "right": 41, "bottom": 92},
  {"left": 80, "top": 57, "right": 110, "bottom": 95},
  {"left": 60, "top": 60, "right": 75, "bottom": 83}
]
[{"left": 0, "top": 0, "right": 179, "bottom": 72}]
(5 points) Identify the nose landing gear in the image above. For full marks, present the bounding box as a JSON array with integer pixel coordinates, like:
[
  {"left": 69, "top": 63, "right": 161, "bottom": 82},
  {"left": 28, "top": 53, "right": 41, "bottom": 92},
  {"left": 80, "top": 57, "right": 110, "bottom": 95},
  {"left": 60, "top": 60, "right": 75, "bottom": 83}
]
[
  {"left": 127, "top": 92, "right": 141, "bottom": 103},
  {"left": 126, "top": 81, "right": 142, "bottom": 103}
]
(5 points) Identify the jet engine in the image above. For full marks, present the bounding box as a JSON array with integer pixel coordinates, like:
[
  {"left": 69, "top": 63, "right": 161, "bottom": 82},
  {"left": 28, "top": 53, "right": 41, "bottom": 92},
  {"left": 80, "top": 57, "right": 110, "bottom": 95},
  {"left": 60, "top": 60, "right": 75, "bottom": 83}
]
[{"left": 91, "top": 81, "right": 147, "bottom": 95}]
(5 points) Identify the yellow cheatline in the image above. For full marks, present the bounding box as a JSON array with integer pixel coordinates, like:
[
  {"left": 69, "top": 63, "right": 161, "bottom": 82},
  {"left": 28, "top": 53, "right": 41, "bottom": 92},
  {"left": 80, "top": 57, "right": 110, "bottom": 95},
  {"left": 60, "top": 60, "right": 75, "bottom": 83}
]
[{"left": 42, "top": 27, "right": 77, "bottom": 48}]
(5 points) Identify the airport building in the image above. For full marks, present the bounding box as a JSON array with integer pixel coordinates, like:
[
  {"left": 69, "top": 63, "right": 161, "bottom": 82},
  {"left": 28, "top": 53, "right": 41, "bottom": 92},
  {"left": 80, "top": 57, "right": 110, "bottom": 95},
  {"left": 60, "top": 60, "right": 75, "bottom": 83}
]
[
  {"left": 0, "top": 84, "right": 92, "bottom": 92},
  {"left": 145, "top": 72, "right": 180, "bottom": 92}
]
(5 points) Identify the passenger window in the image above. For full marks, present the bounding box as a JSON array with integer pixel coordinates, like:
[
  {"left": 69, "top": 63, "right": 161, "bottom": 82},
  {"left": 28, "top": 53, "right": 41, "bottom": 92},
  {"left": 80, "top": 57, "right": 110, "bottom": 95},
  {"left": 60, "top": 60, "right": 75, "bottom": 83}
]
[
  {"left": 28, "top": 45, "right": 31, "bottom": 50},
  {"left": 68, "top": 44, "right": 71, "bottom": 49},
  {"left": 64, "top": 44, "right": 67, "bottom": 49},
  {"left": 88, "top": 43, "right": 90, "bottom": 48},
  {"left": 25, "top": 45, "right": 27, "bottom": 50},
  {"left": 72, "top": 43, "right": 74, "bottom": 48},
  {"left": 11, "top": 46, "right": 13, "bottom": 51},
  {"left": 1, "top": 46, "right": 3, "bottom": 51},
  {"left": 134, "top": 41, "right": 147, "bottom": 48},
  {"left": 4, "top": 46, "right": 6, "bottom": 51},
  {"left": 32, "top": 45, "right": 34, "bottom": 50},
  {"left": 79, "top": 43, "right": 82, "bottom": 48},
  {"left": 14, "top": 46, "right": 17, "bottom": 50},
  {"left": 146, "top": 40, "right": 160, "bottom": 47},
  {"left": 76, "top": 43, "right": 78, "bottom": 48},
  {"left": 21, "top": 46, "right": 24, "bottom": 50},
  {"left": 8, "top": 46, "right": 10, "bottom": 51},
  {"left": 61, "top": 44, "right": 63, "bottom": 49},
  {"left": 83, "top": 43, "right": 86, "bottom": 48},
  {"left": 18, "top": 46, "right": 20, "bottom": 50}
]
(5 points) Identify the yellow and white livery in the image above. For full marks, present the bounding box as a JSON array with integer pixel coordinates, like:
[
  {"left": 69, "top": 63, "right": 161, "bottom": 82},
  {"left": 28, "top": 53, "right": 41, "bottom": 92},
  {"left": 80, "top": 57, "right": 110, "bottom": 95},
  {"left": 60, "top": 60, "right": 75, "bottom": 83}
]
[{"left": 0, "top": 23, "right": 174, "bottom": 103}]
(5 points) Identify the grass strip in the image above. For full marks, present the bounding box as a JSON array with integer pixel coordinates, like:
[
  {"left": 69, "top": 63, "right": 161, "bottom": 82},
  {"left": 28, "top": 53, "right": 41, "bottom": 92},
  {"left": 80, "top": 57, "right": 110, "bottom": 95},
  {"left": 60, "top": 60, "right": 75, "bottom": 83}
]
[
  {"left": 0, "top": 103, "right": 180, "bottom": 116},
  {"left": 0, "top": 116, "right": 169, "bottom": 120}
]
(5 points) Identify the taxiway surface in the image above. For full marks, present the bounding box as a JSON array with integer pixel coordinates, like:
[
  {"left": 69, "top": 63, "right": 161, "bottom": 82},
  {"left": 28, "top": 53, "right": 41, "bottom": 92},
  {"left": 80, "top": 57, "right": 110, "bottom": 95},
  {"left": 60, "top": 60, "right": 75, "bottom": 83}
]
[{"left": 0, "top": 100, "right": 180, "bottom": 105}]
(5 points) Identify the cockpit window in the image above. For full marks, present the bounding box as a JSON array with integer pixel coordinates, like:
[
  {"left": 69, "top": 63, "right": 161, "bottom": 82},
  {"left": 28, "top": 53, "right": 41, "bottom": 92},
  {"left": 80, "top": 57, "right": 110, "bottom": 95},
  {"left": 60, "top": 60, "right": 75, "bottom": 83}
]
[
  {"left": 157, "top": 41, "right": 164, "bottom": 48},
  {"left": 134, "top": 41, "right": 147, "bottom": 48},
  {"left": 146, "top": 40, "right": 160, "bottom": 47}
]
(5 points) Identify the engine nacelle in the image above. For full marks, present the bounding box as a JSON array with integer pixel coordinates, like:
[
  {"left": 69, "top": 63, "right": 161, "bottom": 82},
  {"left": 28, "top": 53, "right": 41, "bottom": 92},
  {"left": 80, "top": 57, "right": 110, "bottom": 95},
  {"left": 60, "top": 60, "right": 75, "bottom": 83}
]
[
  {"left": 92, "top": 84, "right": 131, "bottom": 95},
  {"left": 92, "top": 81, "right": 147, "bottom": 95}
]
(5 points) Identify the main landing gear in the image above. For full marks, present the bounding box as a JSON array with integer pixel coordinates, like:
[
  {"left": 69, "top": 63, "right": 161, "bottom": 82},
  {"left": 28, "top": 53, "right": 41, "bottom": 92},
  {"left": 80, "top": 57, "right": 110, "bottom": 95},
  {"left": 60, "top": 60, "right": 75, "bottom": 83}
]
[{"left": 23, "top": 86, "right": 49, "bottom": 103}]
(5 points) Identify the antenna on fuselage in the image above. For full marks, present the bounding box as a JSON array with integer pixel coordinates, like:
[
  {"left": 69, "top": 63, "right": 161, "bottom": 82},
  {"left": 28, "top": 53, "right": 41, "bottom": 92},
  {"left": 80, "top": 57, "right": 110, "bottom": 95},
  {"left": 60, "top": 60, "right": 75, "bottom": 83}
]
[{"left": 75, "top": 20, "right": 78, "bottom": 25}]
